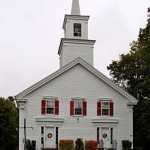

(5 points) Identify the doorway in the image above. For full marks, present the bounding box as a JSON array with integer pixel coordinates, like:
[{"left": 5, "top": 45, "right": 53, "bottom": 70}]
[
  {"left": 101, "top": 127, "right": 110, "bottom": 149},
  {"left": 45, "top": 126, "right": 55, "bottom": 148}
]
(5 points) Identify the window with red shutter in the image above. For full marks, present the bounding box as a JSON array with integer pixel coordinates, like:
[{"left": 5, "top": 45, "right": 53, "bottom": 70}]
[
  {"left": 41, "top": 100, "right": 46, "bottom": 115},
  {"left": 55, "top": 100, "right": 59, "bottom": 115},
  {"left": 70, "top": 99, "right": 87, "bottom": 116},
  {"left": 70, "top": 101, "right": 74, "bottom": 116},
  {"left": 110, "top": 101, "right": 114, "bottom": 116},
  {"left": 97, "top": 100, "right": 114, "bottom": 116},
  {"left": 83, "top": 101, "right": 87, "bottom": 116},
  {"left": 97, "top": 101, "right": 101, "bottom": 116}
]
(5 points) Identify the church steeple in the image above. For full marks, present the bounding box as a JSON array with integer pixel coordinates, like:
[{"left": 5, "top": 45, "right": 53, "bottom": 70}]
[
  {"left": 58, "top": 0, "right": 96, "bottom": 68},
  {"left": 71, "top": 0, "right": 81, "bottom": 15}
]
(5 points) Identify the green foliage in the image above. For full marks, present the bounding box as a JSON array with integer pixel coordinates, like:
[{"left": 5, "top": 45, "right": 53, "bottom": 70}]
[
  {"left": 59, "top": 140, "right": 74, "bottom": 150},
  {"left": 85, "top": 140, "right": 98, "bottom": 150},
  {"left": 75, "top": 138, "right": 84, "bottom": 150},
  {"left": 26, "top": 139, "right": 36, "bottom": 150},
  {"left": 107, "top": 11, "right": 150, "bottom": 150},
  {"left": 0, "top": 97, "right": 19, "bottom": 150},
  {"left": 122, "top": 140, "right": 132, "bottom": 149}
]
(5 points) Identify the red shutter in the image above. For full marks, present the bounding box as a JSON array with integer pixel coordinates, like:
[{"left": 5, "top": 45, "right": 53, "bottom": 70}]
[
  {"left": 55, "top": 100, "right": 59, "bottom": 115},
  {"left": 110, "top": 101, "right": 114, "bottom": 116},
  {"left": 70, "top": 101, "right": 74, "bottom": 116},
  {"left": 41, "top": 100, "right": 46, "bottom": 115},
  {"left": 83, "top": 101, "right": 87, "bottom": 116},
  {"left": 97, "top": 101, "right": 101, "bottom": 116}
]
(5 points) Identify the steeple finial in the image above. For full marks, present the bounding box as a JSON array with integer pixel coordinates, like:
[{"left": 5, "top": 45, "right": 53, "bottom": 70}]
[{"left": 71, "top": 0, "right": 81, "bottom": 15}]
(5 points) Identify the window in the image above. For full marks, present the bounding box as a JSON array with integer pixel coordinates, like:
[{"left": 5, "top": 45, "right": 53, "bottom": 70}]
[
  {"left": 41, "top": 126, "right": 44, "bottom": 134},
  {"left": 110, "top": 127, "right": 113, "bottom": 144},
  {"left": 102, "top": 102, "right": 109, "bottom": 115},
  {"left": 74, "top": 23, "right": 81, "bottom": 37},
  {"left": 97, "top": 100, "right": 114, "bottom": 116},
  {"left": 47, "top": 100, "right": 54, "bottom": 114},
  {"left": 41, "top": 137, "right": 44, "bottom": 144},
  {"left": 41, "top": 99, "right": 59, "bottom": 115},
  {"left": 56, "top": 127, "right": 59, "bottom": 149},
  {"left": 75, "top": 101, "right": 82, "bottom": 115},
  {"left": 97, "top": 127, "right": 100, "bottom": 142},
  {"left": 70, "top": 100, "right": 87, "bottom": 116},
  {"left": 41, "top": 126, "right": 44, "bottom": 145}
]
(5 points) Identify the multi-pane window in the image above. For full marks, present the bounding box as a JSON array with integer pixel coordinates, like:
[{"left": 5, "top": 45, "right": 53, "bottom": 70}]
[
  {"left": 97, "top": 100, "right": 114, "bottom": 116},
  {"left": 41, "top": 99, "right": 59, "bottom": 115},
  {"left": 47, "top": 101, "right": 54, "bottom": 114},
  {"left": 56, "top": 127, "right": 59, "bottom": 149},
  {"left": 75, "top": 101, "right": 82, "bottom": 115},
  {"left": 70, "top": 100, "right": 87, "bottom": 116},
  {"left": 102, "top": 102, "right": 109, "bottom": 115},
  {"left": 41, "top": 137, "right": 44, "bottom": 144},
  {"left": 41, "top": 126, "right": 44, "bottom": 134},
  {"left": 111, "top": 127, "right": 113, "bottom": 144},
  {"left": 97, "top": 127, "right": 100, "bottom": 142},
  {"left": 74, "top": 23, "right": 81, "bottom": 37},
  {"left": 41, "top": 126, "right": 44, "bottom": 145}
]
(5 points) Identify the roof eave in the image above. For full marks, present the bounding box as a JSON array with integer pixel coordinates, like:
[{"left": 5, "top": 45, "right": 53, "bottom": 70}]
[
  {"left": 63, "top": 14, "right": 90, "bottom": 30},
  {"left": 15, "top": 57, "right": 137, "bottom": 104},
  {"left": 58, "top": 38, "right": 96, "bottom": 55}
]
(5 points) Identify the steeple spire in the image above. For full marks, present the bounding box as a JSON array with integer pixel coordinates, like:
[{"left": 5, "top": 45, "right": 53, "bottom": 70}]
[{"left": 71, "top": 0, "right": 80, "bottom": 15}]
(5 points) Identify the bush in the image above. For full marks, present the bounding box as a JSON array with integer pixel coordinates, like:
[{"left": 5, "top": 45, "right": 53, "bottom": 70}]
[
  {"left": 26, "top": 139, "right": 36, "bottom": 150},
  {"left": 85, "top": 140, "right": 98, "bottom": 150},
  {"left": 122, "top": 140, "right": 132, "bottom": 149},
  {"left": 59, "top": 140, "right": 74, "bottom": 150},
  {"left": 75, "top": 138, "right": 84, "bottom": 150}
]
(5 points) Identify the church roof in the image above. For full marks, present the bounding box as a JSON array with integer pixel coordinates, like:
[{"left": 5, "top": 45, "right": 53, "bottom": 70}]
[{"left": 15, "top": 57, "right": 137, "bottom": 105}]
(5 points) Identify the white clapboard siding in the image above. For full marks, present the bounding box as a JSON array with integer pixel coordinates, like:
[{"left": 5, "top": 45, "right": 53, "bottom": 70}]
[{"left": 19, "top": 64, "right": 132, "bottom": 150}]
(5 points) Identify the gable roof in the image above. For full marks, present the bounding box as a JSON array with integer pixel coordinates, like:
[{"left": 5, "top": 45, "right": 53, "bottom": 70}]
[{"left": 15, "top": 57, "right": 137, "bottom": 105}]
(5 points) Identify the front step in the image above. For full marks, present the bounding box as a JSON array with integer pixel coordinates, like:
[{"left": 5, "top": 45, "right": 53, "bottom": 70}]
[{"left": 41, "top": 148, "right": 57, "bottom": 150}]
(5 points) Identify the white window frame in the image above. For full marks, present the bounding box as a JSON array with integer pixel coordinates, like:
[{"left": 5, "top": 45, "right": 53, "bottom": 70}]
[
  {"left": 74, "top": 101, "right": 83, "bottom": 115},
  {"left": 46, "top": 100, "right": 55, "bottom": 114},
  {"left": 99, "top": 98, "right": 112, "bottom": 116},
  {"left": 101, "top": 101, "right": 110, "bottom": 116},
  {"left": 72, "top": 97, "right": 85, "bottom": 116},
  {"left": 43, "top": 96, "right": 58, "bottom": 115}
]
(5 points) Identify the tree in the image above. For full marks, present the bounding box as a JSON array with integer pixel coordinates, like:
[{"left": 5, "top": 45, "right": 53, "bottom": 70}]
[
  {"left": 0, "top": 97, "right": 19, "bottom": 150},
  {"left": 107, "top": 9, "right": 150, "bottom": 150},
  {"left": 75, "top": 138, "right": 84, "bottom": 150}
]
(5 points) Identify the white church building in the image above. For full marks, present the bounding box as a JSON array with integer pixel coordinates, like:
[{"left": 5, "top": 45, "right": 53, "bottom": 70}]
[{"left": 16, "top": 0, "right": 137, "bottom": 150}]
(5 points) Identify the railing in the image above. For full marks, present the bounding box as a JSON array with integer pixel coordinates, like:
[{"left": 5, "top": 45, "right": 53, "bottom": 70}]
[
  {"left": 112, "top": 140, "right": 117, "bottom": 150},
  {"left": 99, "top": 140, "right": 104, "bottom": 149}
]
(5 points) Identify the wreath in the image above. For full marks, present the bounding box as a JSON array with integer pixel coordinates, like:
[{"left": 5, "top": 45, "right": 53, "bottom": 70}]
[
  {"left": 102, "top": 133, "right": 107, "bottom": 138},
  {"left": 47, "top": 133, "right": 52, "bottom": 138}
]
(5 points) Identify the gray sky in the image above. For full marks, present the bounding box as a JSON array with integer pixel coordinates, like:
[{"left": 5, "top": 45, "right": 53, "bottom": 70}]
[{"left": 0, "top": 0, "right": 149, "bottom": 97}]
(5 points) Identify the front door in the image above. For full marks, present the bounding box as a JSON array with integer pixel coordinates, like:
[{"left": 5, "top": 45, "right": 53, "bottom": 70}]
[
  {"left": 101, "top": 127, "right": 110, "bottom": 149},
  {"left": 45, "top": 126, "right": 55, "bottom": 148}
]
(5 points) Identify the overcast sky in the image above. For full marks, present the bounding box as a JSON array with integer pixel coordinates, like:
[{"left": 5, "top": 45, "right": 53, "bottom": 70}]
[{"left": 0, "top": 0, "right": 149, "bottom": 98}]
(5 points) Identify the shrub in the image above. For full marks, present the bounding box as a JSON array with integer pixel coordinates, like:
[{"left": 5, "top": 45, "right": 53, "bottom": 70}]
[
  {"left": 122, "top": 140, "right": 132, "bottom": 149},
  {"left": 26, "top": 139, "right": 36, "bottom": 150},
  {"left": 59, "top": 140, "right": 74, "bottom": 150},
  {"left": 85, "top": 140, "right": 98, "bottom": 150},
  {"left": 75, "top": 138, "right": 84, "bottom": 150}
]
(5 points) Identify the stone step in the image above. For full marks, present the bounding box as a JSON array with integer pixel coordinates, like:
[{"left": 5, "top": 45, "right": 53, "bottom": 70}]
[{"left": 41, "top": 148, "right": 57, "bottom": 150}]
